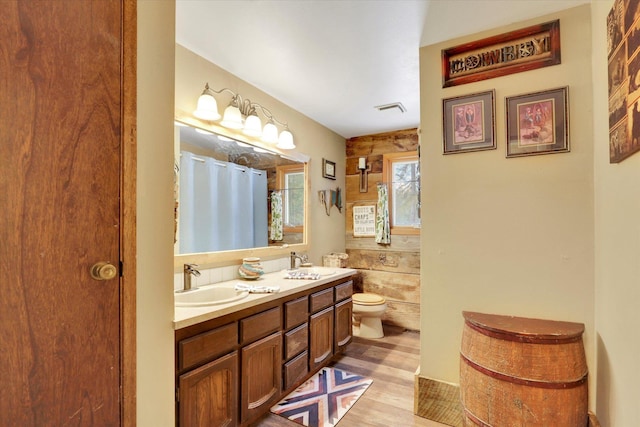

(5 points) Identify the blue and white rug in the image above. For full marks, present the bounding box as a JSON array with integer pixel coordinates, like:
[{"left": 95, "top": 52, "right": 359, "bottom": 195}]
[{"left": 270, "top": 367, "right": 372, "bottom": 427}]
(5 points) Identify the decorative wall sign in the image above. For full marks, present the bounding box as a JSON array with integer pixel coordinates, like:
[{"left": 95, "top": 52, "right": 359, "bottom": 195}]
[
  {"left": 607, "top": 0, "right": 640, "bottom": 163},
  {"left": 353, "top": 205, "right": 376, "bottom": 237},
  {"left": 442, "top": 90, "right": 496, "bottom": 154},
  {"left": 442, "top": 20, "right": 561, "bottom": 88},
  {"left": 505, "top": 87, "right": 569, "bottom": 158}
]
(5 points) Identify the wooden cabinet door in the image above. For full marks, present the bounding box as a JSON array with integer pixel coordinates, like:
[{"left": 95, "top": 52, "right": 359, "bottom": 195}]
[
  {"left": 1, "top": 1, "right": 134, "bottom": 425},
  {"left": 241, "top": 332, "right": 282, "bottom": 423},
  {"left": 309, "top": 307, "right": 334, "bottom": 371},
  {"left": 335, "top": 298, "right": 353, "bottom": 353},
  {"left": 179, "top": 351, "right": 239, "bottom": 427}
]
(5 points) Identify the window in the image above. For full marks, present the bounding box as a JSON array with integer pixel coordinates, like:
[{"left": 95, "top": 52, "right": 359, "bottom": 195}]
[
  {"left": 382, "top": 151, "right": 420, "bottom": 235},
  {"left": 276, "top": 164, "right": 305, "bottom": 232}
]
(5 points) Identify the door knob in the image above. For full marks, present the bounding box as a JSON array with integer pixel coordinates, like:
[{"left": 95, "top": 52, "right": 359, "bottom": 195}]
[{"left": 90, "top": 262, "right": 118, "bottom": 281}]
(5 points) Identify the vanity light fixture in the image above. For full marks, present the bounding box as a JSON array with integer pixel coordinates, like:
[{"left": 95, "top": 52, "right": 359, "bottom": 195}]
[{"left": 193, "top": 83, "right": 296, "bottom": 149}]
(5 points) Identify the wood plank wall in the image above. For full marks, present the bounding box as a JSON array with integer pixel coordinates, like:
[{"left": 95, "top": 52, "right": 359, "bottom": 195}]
[{"left": 345, "top": 128, "right": 420, "bottom": 331}]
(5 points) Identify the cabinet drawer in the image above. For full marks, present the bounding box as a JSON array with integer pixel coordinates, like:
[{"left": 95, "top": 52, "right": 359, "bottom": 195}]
[
  {"left": 335, "top": 280, "right": 353, "bottom": 302},
  {"left": 285, "top": 296, "right": 308, "bottom": 329},
  {"left": 240, "top": 306, "right": 282, "bottom": 345},
  {"left": 178, "top": 322, "right": 238, "bottom": 371},
  {"left": 283, "top": 351, "right": 308, "bottom": 390},
  {"left": 284, "top": 323, "right": 308, "bottom": 360},
  {"left": 310, "top": 288, "right": 334, "bottom": 313}
]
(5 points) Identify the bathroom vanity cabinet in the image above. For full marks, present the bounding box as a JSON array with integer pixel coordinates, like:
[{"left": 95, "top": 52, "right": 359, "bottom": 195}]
[{"left": 175, "top": 275, "right": 354, "bottom": 427}]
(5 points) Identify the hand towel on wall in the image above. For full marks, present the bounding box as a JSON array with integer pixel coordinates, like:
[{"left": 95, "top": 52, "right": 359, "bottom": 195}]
[{"left": 375, "top": 183, "right": 391, "bottom": 244}]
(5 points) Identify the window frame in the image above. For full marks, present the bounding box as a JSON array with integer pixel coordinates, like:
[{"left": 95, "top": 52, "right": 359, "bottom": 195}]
[
  {"left": 382, "top": 151, "right": 420, "bottom": 236},
  {"left": 276, "top": 164, "right": 305, "bottom": 233}
]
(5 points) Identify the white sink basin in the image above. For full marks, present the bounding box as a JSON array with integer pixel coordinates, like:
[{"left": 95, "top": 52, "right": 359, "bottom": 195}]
[
  {"left": 175, "top": 283, "right": 249, "bottom": 307},
  {"left": 299, "top": 267, "right": 336, "bottom": 276}
]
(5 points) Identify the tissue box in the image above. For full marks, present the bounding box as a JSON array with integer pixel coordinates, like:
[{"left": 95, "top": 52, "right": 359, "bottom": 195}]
[{"left": 322, "top": 252, "right": 348, "bottom": 268}]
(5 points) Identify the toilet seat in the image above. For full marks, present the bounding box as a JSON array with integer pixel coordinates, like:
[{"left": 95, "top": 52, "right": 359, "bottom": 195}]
[{"left": 353, "top": 293, "right": 385, "bottom": 306}]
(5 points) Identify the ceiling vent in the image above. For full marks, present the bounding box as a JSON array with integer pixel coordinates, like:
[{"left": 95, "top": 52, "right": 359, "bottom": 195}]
[{"left": 374, "top": 102, "right": 406, "bottom": 113}]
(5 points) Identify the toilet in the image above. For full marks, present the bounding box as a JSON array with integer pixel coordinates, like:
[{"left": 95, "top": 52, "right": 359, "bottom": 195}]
[{"left": 352, "top": 293, "right": 387, "bottom": 339}]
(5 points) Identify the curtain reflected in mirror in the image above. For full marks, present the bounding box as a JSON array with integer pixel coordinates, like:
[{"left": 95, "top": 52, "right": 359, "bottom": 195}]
[{"left": 175, "top": 123, "right": 305, "bottom": 254}]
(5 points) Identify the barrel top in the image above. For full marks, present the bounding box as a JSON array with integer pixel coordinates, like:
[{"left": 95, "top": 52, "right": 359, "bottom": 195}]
[{"left": 463, "top": 311, "right": 585, "bottom": 342}]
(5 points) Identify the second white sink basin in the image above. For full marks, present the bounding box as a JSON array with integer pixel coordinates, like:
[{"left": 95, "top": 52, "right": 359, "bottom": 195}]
[
  {"left": 175, "top": 283, "right": 249, "bottom": 307},
  {"left": 299, "top": 267, "right": 336, "bottom": 276}
]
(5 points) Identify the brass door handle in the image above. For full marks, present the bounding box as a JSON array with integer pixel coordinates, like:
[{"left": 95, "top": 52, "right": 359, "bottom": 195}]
[{"left": 90, "top": 262, "right": 118, "bottom": 281}]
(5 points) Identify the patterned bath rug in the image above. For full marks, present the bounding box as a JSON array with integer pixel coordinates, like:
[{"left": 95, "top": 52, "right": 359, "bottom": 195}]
[{"left": 270, "top": 367, "right": 372, "bottom": 427}]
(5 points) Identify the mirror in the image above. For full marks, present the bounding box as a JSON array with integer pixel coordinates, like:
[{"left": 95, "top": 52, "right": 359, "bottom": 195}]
[{"left": 174, "top": 121, "right": 307, "bottom": 259}]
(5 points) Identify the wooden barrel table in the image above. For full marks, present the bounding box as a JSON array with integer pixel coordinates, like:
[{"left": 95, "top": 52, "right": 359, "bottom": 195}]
[{"left": 460, "top": 311, "right": 588, "bottom": 426}]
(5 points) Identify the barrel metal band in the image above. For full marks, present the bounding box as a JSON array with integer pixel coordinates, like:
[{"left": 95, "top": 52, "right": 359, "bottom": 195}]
[
  {"left": 460, "top": 353, "right": 588, "bottom": 389},
  {"left": 464, "top": 408, "right": 492, "bottom": 427},
  {"left": 465, "top": 320, "right": 584, "bottom": 344}
]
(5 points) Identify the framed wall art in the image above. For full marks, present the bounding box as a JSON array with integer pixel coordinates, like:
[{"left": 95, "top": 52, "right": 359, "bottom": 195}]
[
  {"left": 322, "top": 158, "right": 336, "bottom": 180},
  {"left": 505, "top": 86, "right": 569, "bottom": 158},
  {"left": 442, "top": 20, "right": 561, "bottom": 88},
  {"left": 442, "top": 90, "right": 496, "bottom": 154},
  {"left": 607, "top": 0, "right": 640, "bottom": 163}
]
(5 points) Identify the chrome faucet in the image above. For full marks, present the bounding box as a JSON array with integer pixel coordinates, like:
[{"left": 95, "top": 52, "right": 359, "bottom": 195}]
[
  {"left": 179, "top": 263, "right": 201, "bottom": 292},
  {"left": 289, "top": 252, "right": 308, "bottom": 270}
]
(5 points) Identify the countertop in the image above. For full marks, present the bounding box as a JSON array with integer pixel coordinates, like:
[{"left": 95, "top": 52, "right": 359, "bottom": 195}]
[{"left": 174, "top": 268, "right": 357, "bottom": 329}]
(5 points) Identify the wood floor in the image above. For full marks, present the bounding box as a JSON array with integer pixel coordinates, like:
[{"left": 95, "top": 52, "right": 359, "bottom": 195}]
[{"left": 251, "top": 325, "right": 447, "bottom": 427}]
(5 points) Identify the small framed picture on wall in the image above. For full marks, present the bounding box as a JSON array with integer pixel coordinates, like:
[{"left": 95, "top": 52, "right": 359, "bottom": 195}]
[
  {"left": 322, "top": 158, "right": 336, "bottom": 180},
  {"left": 505, "top": 86, "right": 569, "bottom": 158},
  {"left": 442, "top": 90, "right": 496, "bottom": 154}
]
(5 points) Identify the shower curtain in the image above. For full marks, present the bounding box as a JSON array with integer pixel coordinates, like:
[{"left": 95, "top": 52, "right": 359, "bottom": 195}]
[{"left": 179, "top": 150, "right": 268, "bottom": 253}]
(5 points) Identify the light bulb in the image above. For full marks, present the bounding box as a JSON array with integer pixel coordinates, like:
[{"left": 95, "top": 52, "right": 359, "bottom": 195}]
[
  {"left": 243, "top": 114, "right": 262, "bottom": 137},
  {"left": 220, "top": 105, "right": 243, "bottom": 129},
  {"left": 262, "top": 121, "right": 279, "bottom": 144},
  {"left": 193, "top": 92, "right": 221, "bottom": 121},
  {"left": 276, "top": 129, "right": 295, "bottom": 149}
]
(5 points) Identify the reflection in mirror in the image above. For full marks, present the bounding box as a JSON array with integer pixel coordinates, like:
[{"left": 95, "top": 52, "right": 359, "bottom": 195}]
[{"left": 175, "top": 122, "right": 305, "bottom": 255}]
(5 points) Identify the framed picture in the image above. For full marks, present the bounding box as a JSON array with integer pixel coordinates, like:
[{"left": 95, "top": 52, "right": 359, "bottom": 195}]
[
  {"left": 322, "top": 158, "right": 336, "bottom": 180},
  {"left": 442, "top": 90, "right": 496, "bottom": 154},
  {"left": 442, "top": 20, "right": 560, "bottom": 88},
  {"left": 607, "top": 0, "right": 640, "bottom": 163},
  {"left": 506, "top": 86, "right": 569, "bottom": 158}
]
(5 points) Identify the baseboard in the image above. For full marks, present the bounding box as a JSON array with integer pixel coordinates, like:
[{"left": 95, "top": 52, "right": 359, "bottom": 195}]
[{"left": 414, "top": 370, "right": 463, "bottom": 427}]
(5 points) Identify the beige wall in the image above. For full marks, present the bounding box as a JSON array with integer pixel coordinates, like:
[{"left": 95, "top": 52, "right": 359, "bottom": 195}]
[
  {"left": 592, "top": 1, "right": 640, "bottom": 426},
  {"left": 420, "top": 2, "right": 596, "bottom": 407},
  {"left": 174, "top": 45, "right": 347, "bottom": 265},
  {"left": 137, "top": 1, "right": 176, "bottom": 425}
]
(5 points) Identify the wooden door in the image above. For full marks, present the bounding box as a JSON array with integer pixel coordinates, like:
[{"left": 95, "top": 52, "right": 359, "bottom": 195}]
[
  {"left": 241, "top": 332, "right": 282, "bottom": 424},
  {"left": 0, "top": 1, "right": 135, "bottom": 425},
  {"left": 179, "top": 352, "right": 239, "bottom": 427},
  {"left": 309, "top": 307, "right": 334, "bottom": 371},
  {"left": 334, "top": 298, "right": 353, "bottom": 352}
]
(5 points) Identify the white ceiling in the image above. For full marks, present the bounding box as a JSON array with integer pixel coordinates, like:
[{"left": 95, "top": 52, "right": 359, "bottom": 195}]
[{"left": 176, "top": 0, "right": 590, "bottom": 139}]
